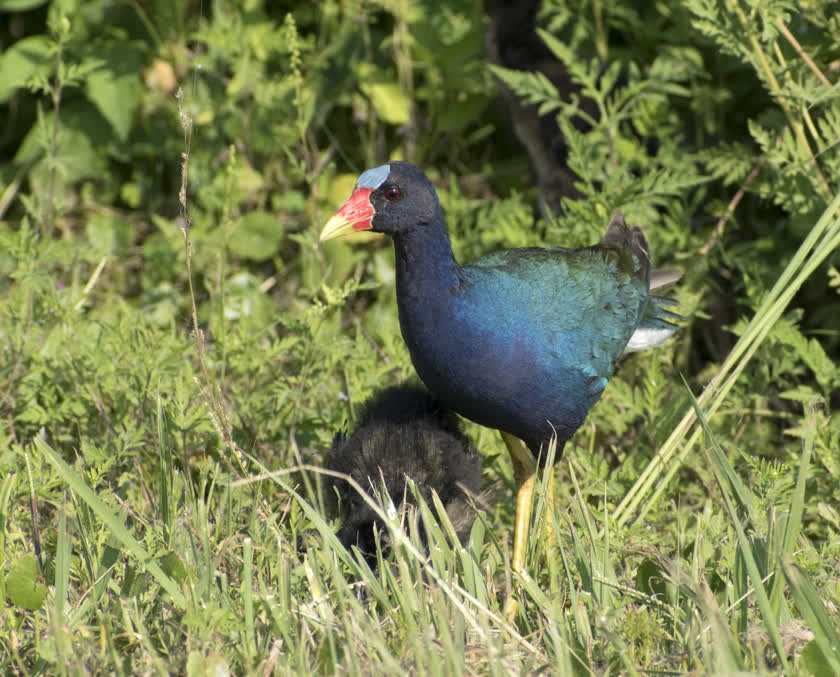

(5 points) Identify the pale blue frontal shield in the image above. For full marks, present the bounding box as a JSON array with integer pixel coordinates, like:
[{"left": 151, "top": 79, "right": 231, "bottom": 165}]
[{"left": 356, "top": 164, "right": 390, "bottom": 190}]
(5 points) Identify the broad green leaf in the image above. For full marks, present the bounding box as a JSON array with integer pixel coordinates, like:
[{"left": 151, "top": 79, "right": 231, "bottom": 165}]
[
  {"left": 0, "top": 0, "right": 48, "bottom": 9},
  {"left": 437, "top": 94, "right": 487, "bottom": 133},
  {"left": 0, "top": 35, "right": 53, "bottom": 102},
  {"left": 86, "top": 213, "right": 132, "bottom": 257},
  {"left": 161, "top": 552, "right": 188, "bottom": 584},
  {"left": 361, "top": 82, "right": 411, "bottom": 126},
  {"left": 215, "top": 272, "right": 276, "bottom": 336},
  {"left": 6, "top": 554, "right": 48, "bottom": 610},
  {"left": 229, "top": 211, "right": 282, "bottom": 261},
  {"left": 329, "top": 174, "right": 359, "bottom": 206},
  {"left": 14, "top": 102, "right": 110, "bottom": 183},
  {"left": 801, "top": 640, "right": 835, "bottom": 677},
  {"left": 84, "top": 45, "right": 145, "bottom": 141},
  {"left": 635, "top": 559, "right": 666, "bottom": 597}
]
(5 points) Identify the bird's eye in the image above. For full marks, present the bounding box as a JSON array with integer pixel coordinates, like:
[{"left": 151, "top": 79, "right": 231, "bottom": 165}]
[{"left": 385, "top": 186, "right": 401, "bottom": 201}]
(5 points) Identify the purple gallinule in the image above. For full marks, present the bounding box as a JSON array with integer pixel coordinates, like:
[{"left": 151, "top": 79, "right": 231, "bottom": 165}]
[
  {"left": 327, "top": 384, "right": 482, "bottom": 567},
  {"left": 320, "top": 161, "right": 679, "bottom": 583}
]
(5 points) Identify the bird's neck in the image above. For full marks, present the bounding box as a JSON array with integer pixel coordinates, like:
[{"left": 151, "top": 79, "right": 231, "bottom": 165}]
[
  {"left": 392, "top": 210, "right": 463, "bottom": 298},
  {"left": 391, "top": 213, "right": 466, "bottom": 398}
]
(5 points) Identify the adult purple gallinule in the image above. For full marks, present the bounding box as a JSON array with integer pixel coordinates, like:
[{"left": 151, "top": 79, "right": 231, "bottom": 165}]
[
  {"left": 320, "top": 161, "right": 679, "bottom": 582},
  {"left": 326, "top": 385, "right": 482, "bottom": 567}
]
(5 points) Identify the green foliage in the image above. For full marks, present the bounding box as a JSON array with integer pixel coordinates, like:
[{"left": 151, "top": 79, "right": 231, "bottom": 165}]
[
  {"left": 5, "top": 554, "right": 48, "bottom": 611},
  {"left": 0, "top": 0, "right": 839, "bottom": 673}
]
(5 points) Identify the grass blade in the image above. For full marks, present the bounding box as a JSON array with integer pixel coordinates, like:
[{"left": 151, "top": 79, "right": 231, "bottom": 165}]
[
  {"left": 688, "top": 389, "right": 789, "bottom": 669},
  {"left": 243, "top": 537, "right": 256, "bottom": 663},
  {"left": 54, "top": 497, "right": 71, "bottom": 660},
  {"left": 769, "top": 405, "right": 815, "bottom": 615},
  {"left": 35, "top": 438, "right": 187, "bottom": 610},
  {"left": 156, "top": 391, "right": 172, "bottom": 544},
  {"left": 781, "top": 557, "right": 840, "bottom": 673}
]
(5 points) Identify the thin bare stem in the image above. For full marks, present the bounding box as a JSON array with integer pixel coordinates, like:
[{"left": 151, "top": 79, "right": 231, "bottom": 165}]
[
  {"left": 776, "top": 18, "right": 832, "bottom": 88},
  {"left": 701, "top": 154, "right": 768, "bottom": 255},
  {"left": 175, "top": 87, "right": 247, "bottom": 478},
  {"left": 42, "top": 37, "right": 64, "bottom": 236}
]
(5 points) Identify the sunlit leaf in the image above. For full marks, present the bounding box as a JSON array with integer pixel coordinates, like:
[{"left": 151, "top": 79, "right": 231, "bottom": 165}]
[{"left": 6, "top": 555, "right": 48, "bottom": 611}]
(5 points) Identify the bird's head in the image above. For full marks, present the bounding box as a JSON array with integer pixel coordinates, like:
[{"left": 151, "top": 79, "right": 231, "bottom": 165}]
[{"left": 320, "top": 161, "right": 439, "bottom": 242}]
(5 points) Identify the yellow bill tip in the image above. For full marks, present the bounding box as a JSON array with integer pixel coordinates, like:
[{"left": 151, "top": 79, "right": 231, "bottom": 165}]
[{"left": 319, "top": 187, "right": 375, "bottom": 243}]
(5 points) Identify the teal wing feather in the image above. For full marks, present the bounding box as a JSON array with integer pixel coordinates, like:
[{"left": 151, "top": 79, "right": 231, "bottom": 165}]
[{"left": 462, "top": 236, "right": 650, "bottom": 384}]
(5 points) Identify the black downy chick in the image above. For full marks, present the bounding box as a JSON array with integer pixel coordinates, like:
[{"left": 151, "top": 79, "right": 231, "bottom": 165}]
[{"left": 326, "top": 385, "right": 483, "bottom": 566}]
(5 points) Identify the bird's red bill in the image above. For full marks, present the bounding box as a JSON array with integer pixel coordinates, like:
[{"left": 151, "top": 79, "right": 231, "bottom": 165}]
[{"left": 319, "top": 188, "right": 374, "bottom": 241}]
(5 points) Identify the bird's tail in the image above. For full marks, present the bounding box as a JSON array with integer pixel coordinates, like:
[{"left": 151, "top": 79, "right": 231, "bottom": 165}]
[
  {"left": 603, "top": 211, "right": 683, "bottom": 354},
  {"left": 625, "top": 294, "right": 682, "bottom": 353},
  {"left": 603, "top": 211, "right": 651, "bottom": 282},
  {"left": 650, "top": 268, "right": 682, "bottom": 290}
]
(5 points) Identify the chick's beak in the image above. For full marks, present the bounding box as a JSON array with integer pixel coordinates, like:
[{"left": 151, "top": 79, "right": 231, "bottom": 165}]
[{"left": 319, "top": 188, "right": 374, "bottom": 242}]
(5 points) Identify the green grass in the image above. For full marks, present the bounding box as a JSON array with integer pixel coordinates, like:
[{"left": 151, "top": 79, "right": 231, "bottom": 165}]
[{"left": 1, "top": 0, "right": 840, "bottom": 674}]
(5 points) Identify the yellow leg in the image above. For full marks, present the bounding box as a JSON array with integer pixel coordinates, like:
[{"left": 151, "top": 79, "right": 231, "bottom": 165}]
[
  {"left": 500, "top": 431, "right": 537, "bottom": 620},
  {"left": 500, "top": 432, "right": 536, "bottom": 575}
]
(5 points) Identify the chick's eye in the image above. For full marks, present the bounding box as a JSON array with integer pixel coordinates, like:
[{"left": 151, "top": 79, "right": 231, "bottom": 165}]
[{"left": 385, "top": 186, "right": 401, "bottom": 201}]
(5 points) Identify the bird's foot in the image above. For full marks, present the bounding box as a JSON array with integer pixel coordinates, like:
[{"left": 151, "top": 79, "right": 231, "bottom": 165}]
[{"left": 503, "top": 594, "right": 519, "bottom": 622}]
